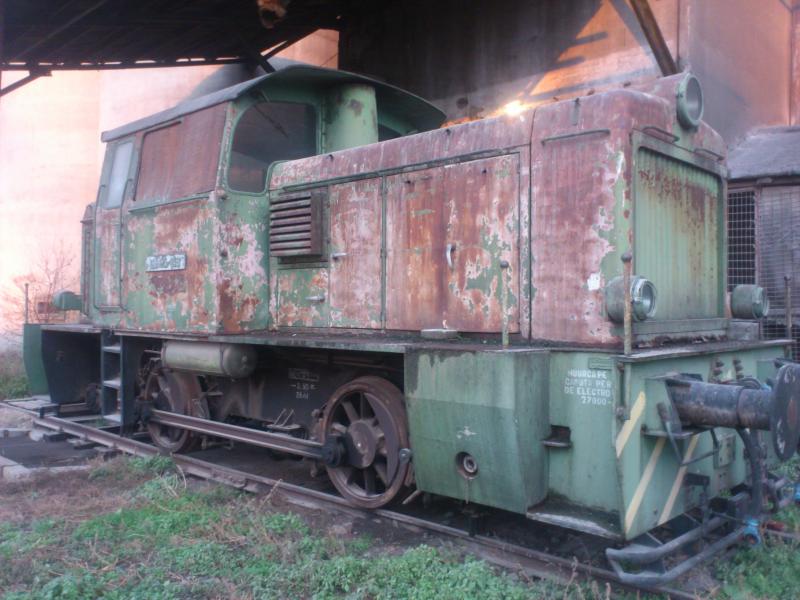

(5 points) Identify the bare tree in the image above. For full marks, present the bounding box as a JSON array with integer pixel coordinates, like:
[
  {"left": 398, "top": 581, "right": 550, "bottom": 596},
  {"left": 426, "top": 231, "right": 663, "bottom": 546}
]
[{"left": 1, "top": 240, "right": 80, "bottom": 343}]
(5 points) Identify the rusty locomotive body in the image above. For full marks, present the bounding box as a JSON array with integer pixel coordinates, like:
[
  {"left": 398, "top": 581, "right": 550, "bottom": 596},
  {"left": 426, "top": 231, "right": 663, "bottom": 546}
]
[{"left": 30, "top": 63, "right": 800, "bottom": 584}]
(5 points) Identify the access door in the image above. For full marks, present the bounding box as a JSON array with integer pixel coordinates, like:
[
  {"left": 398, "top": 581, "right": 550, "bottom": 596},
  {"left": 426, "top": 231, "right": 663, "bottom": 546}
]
[
  {"left": 386, "top": 154, "right": 520, "bottom": 333},
  {"left": 94, "top": 140, "right": 134, "bottom": 309}
]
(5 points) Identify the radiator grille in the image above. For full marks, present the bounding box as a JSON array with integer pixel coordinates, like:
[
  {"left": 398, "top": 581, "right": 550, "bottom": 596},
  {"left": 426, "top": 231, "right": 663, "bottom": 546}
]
[
  {"left": 727, "top": 189, "right": 756, "bottom": 291},
  {"left": 269, "top": 189, "right": 324, "bottom": 258}
]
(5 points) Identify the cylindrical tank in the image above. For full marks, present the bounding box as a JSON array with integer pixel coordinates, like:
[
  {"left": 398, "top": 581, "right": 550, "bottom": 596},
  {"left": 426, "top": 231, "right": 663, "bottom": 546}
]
[{"left": 161, "top": 341, "right": 257, "bottom": 378}]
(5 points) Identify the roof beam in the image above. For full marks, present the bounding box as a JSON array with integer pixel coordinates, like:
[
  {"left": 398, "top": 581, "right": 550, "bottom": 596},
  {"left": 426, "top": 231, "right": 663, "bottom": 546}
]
[
  {"left": 15, "top": 0, "right": 112, "bottom": 62},
  {"left": 0, "top": 68, "right": 51, "bottom": 97},
  {"left": 630, "top": 0, "right": 678, "bottom": 76}
]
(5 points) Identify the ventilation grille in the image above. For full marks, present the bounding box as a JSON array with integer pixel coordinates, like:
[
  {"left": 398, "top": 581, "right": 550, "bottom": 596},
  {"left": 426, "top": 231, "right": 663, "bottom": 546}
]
[
  {"left": 727, "top": 189, "right": 756, "bottom": 291},
  {"left": 269, "top": 189, "right": 324, "bottom": 258}
]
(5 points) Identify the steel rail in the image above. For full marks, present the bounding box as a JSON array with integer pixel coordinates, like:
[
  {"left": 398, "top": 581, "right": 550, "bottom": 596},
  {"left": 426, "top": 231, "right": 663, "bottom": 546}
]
[
  {"left": 148, "top": 409, "right": 324, "bottom": 460},
  {"left": 31, "top": 413, "right": 695, "bottom": 599}
]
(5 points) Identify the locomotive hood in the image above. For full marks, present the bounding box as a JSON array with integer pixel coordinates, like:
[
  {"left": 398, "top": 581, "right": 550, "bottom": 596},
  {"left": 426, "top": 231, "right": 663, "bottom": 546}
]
[{"left": 101, "top": 59, "right": 446, "bottom": 142}]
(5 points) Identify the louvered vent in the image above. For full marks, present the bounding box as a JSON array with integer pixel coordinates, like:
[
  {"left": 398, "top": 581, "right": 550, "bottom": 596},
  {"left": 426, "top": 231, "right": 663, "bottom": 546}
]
[{"left": 269, "top": 189, "right": 325, "bottom": 258}]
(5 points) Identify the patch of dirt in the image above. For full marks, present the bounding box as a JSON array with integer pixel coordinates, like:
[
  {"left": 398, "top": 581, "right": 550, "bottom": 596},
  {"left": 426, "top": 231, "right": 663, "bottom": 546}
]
[
  {"left": 0, "top": 457, "right": 150, "bottom": 525},
  {"left": 0, "top": 407, "right": 33, "bottom": 429}
]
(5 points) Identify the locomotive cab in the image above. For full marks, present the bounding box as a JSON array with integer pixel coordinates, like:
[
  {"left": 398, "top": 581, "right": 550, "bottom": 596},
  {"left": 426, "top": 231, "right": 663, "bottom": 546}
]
[{"left": 83, "top": 62, "right": 445, "bottom": 335}]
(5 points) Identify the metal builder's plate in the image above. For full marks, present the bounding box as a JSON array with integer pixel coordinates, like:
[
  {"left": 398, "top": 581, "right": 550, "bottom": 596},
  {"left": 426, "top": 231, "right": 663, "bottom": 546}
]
[{"left": 146, "top": 253, "right": 186, "bottom": 272}]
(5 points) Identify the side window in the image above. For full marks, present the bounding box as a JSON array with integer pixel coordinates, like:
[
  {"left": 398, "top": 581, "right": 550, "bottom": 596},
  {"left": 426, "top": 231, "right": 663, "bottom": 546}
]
[
  {"left": 135, "top": 104, "right": 227, "bottom": 204},
  {"left": 228, "top": 102, "right": 317, "bottom": 193},
  {"left": 104, "top": 141, "right": 133, "bottom": 208}
]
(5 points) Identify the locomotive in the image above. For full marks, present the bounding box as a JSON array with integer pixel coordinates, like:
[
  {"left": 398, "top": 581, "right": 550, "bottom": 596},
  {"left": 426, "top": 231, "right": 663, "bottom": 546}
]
[{"left": 28, "top": 61, "right": 800, "bottom": 584}]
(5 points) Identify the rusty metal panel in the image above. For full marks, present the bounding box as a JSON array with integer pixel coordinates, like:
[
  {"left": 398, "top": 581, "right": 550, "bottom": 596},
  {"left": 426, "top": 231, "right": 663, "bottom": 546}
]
[
  {"left": 134, "top": 104, "right": 226, "bottom": 204},
  {"left": 442, "top": 155, "right": 520, "bottom": 333},
  {"left": 123, "top": 199, "right": 218, "bottom": 332},
  {"left": 386, "top": 156, "right": 520, "bottom": 333},
  {"left": 634, "top": 148, "right": 722, "bottom": 319},
  {"left": 328, "top": 179, "right": 383, "bottom": 328},
  {"left": 531, "top": 126, "right": 623, "bottom": 345},
  {"left": 270, "top": 111, "right": 534, "bottom": 189},
  {"left": 95, "top": 212, "right": 121, "bottom": 308},
  {"left": 386, "top": 167, "right": 447, "bottom": 331},
  {"left": 275, "top": 268, "right": 329, "bottom": 327}
]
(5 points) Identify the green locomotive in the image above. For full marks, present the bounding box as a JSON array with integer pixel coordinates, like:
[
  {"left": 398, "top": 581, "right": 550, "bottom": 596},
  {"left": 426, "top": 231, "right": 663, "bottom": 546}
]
[{"left": 27, "top": 62, "right": 800, "bottom": 584}]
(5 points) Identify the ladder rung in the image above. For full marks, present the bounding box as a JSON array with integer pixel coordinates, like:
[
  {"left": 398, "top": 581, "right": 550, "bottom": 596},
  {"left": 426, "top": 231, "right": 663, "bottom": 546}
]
[
  {"left": 103, "top": 378, "right": 121, "bottom": 390},
  {"left": 103, "top": 345, "right": 121, "bottom": 354}
]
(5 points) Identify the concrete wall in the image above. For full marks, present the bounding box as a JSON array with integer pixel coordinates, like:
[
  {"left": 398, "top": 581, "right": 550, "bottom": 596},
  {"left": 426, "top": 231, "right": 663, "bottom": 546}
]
[
  {"left": 0, "top": 31, "right": 338, "bottom": 338},
  {"left": 684, "top": 0, "right": 792, "bottom": 144},
  {"left": 340, "top": 0, "right": 676, "bottom": 122}
]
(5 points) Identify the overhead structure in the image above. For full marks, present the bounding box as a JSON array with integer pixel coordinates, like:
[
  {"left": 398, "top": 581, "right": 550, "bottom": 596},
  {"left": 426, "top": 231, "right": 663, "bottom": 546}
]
[
  {"left": 1, "top": 0, "right": 362, "bottom": 95},
  {"left": 629, "top": 0, "right": 679, "bottom": 76}
]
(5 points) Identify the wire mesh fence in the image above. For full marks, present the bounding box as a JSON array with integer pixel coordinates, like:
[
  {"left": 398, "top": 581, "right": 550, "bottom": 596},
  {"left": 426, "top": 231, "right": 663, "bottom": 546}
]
[{"left": 730, "top": 185, "right": 800, "bottom": 359}]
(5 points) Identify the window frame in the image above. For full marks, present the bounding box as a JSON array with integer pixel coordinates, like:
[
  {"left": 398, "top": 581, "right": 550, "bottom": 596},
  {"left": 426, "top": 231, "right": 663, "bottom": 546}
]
[
  {"left": 97, "top": 138, "right": 137, "bottom": 210},
  {"left": 223, "top": 95, "right": 321, "bottom": 197}
]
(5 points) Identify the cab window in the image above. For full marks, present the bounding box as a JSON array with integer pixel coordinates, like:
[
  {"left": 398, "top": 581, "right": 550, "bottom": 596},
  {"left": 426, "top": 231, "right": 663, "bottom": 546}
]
[
  {"left": 227, "top": 102, "right": 317, "bottom": 193},
  {"left": 104, "top": 141, "right": 133, "bottom": 208}
]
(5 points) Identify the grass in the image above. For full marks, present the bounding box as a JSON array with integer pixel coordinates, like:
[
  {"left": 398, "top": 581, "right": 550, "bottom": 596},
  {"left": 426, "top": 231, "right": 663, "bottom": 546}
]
[
  {"left": 0, "top": 348, "right": 28, "bottom": 400},
  {"left": 0, "top": 456, "right": 584, "bottom": 600},
  {"left": 2, "top": 454, "right": 799, "bottom": 598}
]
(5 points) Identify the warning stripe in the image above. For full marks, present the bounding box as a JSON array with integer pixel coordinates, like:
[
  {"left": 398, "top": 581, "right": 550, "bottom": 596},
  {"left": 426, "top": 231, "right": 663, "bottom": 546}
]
[
  {"left": 615, "top": 392, "right": 646, "bottom": 458},
  {"left": 657, "top": 435, "right": 700, "bottom": 526},
  {"left": 624, "top": 437, "right": 665, "bottom": 535}
]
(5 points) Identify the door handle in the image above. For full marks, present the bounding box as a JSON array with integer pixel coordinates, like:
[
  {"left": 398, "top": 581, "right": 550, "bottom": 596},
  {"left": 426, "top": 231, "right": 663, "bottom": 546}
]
[
  {"left": 446, "top": 243, "right": 455, "bottom": 270},
  {"left": 305, "top": 294, "right": 325, "bottom": 303}
]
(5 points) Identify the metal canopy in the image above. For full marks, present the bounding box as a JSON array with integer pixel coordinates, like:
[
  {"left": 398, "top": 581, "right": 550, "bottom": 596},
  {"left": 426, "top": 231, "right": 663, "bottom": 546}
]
[{"left": 1, "top": 0, "right": 357, "bottom": 72}]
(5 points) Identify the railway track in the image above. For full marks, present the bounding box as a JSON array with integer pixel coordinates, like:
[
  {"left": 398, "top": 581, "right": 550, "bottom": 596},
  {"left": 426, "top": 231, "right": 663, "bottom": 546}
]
[{"left": 20, "top": 410, "right": 703, "bottom": 600}]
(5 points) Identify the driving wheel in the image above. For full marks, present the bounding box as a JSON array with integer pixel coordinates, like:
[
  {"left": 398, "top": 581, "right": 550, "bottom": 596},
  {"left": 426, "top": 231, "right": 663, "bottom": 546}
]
[
  {"left": 144, "top": 363, "right": 201, "bottom": 453},
  {"left": 321, "top": 376, "right": 410, "bottom": 509}
]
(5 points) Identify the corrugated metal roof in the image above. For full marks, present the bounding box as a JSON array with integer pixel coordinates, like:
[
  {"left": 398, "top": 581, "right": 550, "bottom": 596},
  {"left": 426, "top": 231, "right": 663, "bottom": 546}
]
[
  {"left": 729, "top": 126, "right": 800, "bottom": 181},
  {"left": 101, "top": 60, "right": 446, "bottom": 141}
]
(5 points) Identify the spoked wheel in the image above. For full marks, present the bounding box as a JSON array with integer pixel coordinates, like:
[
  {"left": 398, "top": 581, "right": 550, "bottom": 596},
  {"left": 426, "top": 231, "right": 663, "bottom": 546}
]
[
  {"left": 144, "top": 363, "right": 201, "bottom": 453},
  {"left": 321, "top": 376, "right": 410, "bottom": 509}
]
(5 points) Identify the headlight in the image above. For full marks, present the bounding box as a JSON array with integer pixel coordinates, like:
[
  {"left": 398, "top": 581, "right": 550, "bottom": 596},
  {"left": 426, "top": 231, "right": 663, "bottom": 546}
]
[
  {"left": 605, "top": 276, "right": 658, "bottom": 323},
  {"left": 676, "top": 74, "right": 704, "bottom": 130},
  {"left": 731, "top": 284, "right": 769, "bottom": 319}
]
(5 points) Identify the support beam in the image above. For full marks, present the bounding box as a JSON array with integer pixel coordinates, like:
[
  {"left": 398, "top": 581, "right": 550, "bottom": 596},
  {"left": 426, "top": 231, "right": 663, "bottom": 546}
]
[
  {"left": 0, "top": 69, "right": 51, "bottom": 98},
  {"left": 630, "top": 0, "right": 678, "bottom": 76},
  {"left": 14, "top": 0, "right": 112, "bottom": 62}
]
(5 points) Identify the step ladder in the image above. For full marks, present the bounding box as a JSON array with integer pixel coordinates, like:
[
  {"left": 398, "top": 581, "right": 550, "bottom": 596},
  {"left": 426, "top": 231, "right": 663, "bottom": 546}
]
[{"left": 100, "top": 330, "right": 123, "bottom": 424}]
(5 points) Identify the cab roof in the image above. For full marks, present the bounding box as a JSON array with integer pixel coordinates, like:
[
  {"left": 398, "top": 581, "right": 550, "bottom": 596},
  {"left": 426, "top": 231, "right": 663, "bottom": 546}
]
[{"left": 102, "top": 59, "right": 446, "bottom": 142}]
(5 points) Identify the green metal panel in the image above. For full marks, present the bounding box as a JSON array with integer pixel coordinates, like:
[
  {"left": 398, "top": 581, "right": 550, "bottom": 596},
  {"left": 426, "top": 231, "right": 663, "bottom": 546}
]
[
  {"left": 634, "top": 147, "right": 724, "bottom": 319},
  {"left": 22, "top": 324, "right": 48, "bottom": 394},
  {"left": 617, "top": 345, "right": 783, "bottom": 540},
  {"left": 405, "top": 349, "right": 550, "bottom": 514},
  {"left": 546, "top": 352, "right": 620, "bottom": 516}
]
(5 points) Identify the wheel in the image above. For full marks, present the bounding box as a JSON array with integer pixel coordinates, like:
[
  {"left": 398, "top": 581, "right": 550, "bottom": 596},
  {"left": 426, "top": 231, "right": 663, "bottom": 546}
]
[
  {"left": 321, "top": 376, "right": 410, "bottom": 509},
  {"left": 144, "top": 363, "right": 201, "bottom": 453}
]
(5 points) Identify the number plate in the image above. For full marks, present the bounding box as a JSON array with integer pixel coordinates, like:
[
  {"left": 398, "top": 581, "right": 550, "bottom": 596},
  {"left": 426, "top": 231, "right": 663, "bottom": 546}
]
[{"left": 146, "top": 253, "right": 186, "bottom": 272}]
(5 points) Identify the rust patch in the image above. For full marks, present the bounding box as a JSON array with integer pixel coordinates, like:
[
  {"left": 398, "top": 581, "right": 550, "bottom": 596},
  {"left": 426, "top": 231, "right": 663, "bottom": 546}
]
[
  {"left": 149, "top": 272, "right": 187, "bottom": 295},
  {"left": 347, "top": 98, "right": 364, "bottom": 117}
]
